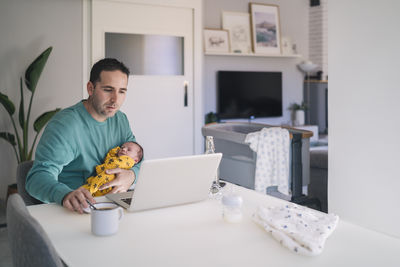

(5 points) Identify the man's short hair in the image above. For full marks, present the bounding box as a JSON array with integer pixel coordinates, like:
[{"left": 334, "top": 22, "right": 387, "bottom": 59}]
[{"left": 90, "top": 58, "right": 130, "bottom": 85}]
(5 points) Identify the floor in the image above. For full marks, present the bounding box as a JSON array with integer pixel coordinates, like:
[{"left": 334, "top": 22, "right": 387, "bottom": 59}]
[{"left": 0, "top": 198, "right": 13, "bottom": 267}]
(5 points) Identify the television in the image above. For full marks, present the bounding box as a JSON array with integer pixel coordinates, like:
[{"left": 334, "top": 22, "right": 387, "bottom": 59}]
[{"left": 217, "top": 71, "right": 282, "bottom": 119}]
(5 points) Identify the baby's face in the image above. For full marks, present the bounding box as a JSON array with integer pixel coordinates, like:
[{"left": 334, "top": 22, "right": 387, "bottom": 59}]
[{"left": 118, "top": 142, "right": 142, "bottom": 163}]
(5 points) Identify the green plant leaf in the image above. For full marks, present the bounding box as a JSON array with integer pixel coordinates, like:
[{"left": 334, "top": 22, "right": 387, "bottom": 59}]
[
  {"left": 0, "top": 132, "right": 16, "bottom": 146},
  {"left": 25, "top": 46, "right": 52, "bottom": 93},
  {"left": 33, "top": 108, "right": 60, "bottom": 132},
  {"left": 19, "top": 78, "right": 25, "bottom": 129},
  {"left": 0, "top": 91, "right": 16, "bottom": 115},
  {"left": 288, "top": 103, "right": 300, "bottom": 111},
  {"left": 300, "top": 101, "right": 308, "bottom": 111}
]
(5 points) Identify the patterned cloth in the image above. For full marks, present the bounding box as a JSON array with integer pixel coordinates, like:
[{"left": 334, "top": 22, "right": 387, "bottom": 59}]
[
  {"left": 82, "top": 146, "right": 135, "bottom": 196},
  {"left": 245, "top": 127, "right": 290, "bottom": 195},
  {"left": 253, "top": 203, "right": 339, "bottom": 256}
]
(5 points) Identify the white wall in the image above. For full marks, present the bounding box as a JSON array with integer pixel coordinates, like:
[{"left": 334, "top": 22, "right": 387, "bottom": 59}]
[
  {"left": 203, "top": 0, "right": 309, "bottom": 125},
  {"left": 0, "top": 0, "right": 83, "bottom": 199},
  {"left": 329, "top": 0, "right": 400, "bottom": 238}
]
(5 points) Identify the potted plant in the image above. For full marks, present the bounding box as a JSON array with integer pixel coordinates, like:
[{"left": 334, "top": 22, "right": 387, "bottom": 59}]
[
  {"left": 205, "top": 111, "right": 219, "bottom": 124},
  {"left": 0, "top": 47, "right": 60, "bottom": 192},
  {"left": 288, "top": 102, "right": 308, "bottom": 126}
]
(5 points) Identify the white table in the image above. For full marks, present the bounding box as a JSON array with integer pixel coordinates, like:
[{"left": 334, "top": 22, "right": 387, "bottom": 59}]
[{"left": 28, "top": 184, "right": 400, "bottom": 267}]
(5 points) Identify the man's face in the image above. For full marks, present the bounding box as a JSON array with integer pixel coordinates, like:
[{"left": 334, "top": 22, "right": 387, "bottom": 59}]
[{"left": 86, "top": 70, "right": 128, "bottom": 122}]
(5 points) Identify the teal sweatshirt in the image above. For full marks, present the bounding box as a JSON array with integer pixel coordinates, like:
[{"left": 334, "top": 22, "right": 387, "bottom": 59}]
[{"left": 26, "top": 101, "right": 140, "bottom": 205}]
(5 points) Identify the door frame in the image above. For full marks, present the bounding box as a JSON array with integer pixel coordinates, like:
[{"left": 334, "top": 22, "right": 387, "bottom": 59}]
[{"left": 82, "top": 0, "right": 204, "bottom": 155}]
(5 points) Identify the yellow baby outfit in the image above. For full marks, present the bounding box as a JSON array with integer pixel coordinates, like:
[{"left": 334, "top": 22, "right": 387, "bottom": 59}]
[{"left": 83, "top": 146, "right": 135, "bottom": 196}]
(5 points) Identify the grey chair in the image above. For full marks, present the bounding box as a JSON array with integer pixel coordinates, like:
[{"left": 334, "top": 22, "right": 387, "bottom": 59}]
[
  {"left": 308, "top": 149, "right": 328, "bottom": 212},
  {"left": 16, "top": 161, "right": 42, "bottom": 205},
  {"left": 7, "top": 194, "right": 64, "bottom": 267}
]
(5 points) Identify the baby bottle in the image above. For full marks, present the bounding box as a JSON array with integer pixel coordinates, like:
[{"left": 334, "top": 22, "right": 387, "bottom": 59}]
[
  {"left": 205, "top": 136, "right": 223, "bottom": 197},
  {"left": 221, "top": 193, "right": 243, "bottom": 223}
]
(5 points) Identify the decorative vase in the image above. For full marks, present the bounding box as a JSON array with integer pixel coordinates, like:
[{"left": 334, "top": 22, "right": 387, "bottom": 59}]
[{"left": 295, "top": 110, "right": 305, "bottom": 126}]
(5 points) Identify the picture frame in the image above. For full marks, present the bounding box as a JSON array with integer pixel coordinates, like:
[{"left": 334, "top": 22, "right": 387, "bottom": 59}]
[
  {"left": 222, "top": 11, "right": 252, "bottom": 54},
  {"left": 249, "top": 3, "right": 282, "bottom": 55},
  {"left": 203, "top": 28, "right": 230, "bottom": 53}
]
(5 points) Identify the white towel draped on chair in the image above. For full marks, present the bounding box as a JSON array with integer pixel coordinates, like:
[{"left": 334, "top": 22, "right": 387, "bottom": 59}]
[{"left": 245, "top": 127, "right": 290, "bottom": 195}]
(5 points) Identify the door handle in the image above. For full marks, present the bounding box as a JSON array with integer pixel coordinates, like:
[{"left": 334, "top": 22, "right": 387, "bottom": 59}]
[{"left": 184, "top": 81, "right": 188, "bottom": 107}]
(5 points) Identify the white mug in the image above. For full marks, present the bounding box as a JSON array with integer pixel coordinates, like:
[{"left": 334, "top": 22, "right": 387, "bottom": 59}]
[{"left": 90, "top": 202, "right": 124, "bottom": 236}]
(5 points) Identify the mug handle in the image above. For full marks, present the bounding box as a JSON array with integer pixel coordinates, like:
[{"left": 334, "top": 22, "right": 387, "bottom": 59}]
[{"left": 118, "top": 207, "right": 124, "bottom": 221}]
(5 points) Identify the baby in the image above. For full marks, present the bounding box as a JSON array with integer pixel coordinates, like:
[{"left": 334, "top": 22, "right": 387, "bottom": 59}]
[{"left": 82, "top": 141, "right": 143, "bottom": 196}]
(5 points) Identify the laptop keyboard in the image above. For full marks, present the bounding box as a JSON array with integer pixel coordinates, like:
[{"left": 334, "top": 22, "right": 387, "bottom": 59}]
[{"left": 121, "top": 198, "right": 132, "bottom": 205}]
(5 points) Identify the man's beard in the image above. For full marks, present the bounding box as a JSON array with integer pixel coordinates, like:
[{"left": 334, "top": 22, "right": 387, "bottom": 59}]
[{"left": 91, "top": 99, "right": 118, "bottom": 118}]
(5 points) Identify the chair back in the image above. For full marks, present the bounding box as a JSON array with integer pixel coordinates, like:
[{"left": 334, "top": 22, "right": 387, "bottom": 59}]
[
  {"left": 16, "top": 161, "right": 42, "bottom": 205},
  {"left": 6, "top": 194, "right": 64, "bottom": 267}
]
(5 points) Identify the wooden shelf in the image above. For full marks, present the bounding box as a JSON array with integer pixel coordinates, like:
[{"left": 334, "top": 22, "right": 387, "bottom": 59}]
[
  {"left": 307, "top": 80, "right": 328, "bottom": 83},
  {"left": 204, "top": 51, "right": 302, "bottom": 58}
]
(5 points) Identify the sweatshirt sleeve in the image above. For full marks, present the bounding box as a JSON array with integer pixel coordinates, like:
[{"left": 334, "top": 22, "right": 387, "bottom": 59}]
[
  {"left": 126, "top": 133, "right": 141, "bottom": 183},
  {"left": 26, "top": 117, "right": 77, "bottom": 205},
  {"left": 122, "top": 113, "right": 141, "bottom": 183}
]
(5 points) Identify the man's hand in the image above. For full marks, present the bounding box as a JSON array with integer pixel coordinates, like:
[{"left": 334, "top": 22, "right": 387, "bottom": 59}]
[
  {"left": 63, "top": 187, "right": 96, "bottom": 214},
  {"left": 99, "top": 168, "right": 135, "bottom": 193}
]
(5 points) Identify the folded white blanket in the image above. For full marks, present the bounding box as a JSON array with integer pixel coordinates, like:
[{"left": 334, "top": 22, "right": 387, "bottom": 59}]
[
  {"left": 245, "top": 127, "right": 290, "bottom": 195},
  {"left": 253, "top": 203, "right": 339, "bottom": 256}
]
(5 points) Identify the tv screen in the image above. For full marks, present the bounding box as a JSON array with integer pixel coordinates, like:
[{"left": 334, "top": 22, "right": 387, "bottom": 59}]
[{"left": 217, "top": 71, "right": 282, "bottom": 119}]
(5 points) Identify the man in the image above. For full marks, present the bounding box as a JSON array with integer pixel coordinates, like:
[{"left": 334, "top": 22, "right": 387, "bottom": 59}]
[{"left": 26, "top": 58, "right": 139, "bottom": 214}]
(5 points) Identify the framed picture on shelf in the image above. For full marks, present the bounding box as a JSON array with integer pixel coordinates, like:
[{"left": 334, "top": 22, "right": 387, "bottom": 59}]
[
  {"left": 249, "top": 3, "right": 282, "bottom": 55},
  {"left": 222, "top": 11, "right": 252, "bottom": 54},
  {"left": 203, "top": 28, "right": 230, "bottom": 53}
]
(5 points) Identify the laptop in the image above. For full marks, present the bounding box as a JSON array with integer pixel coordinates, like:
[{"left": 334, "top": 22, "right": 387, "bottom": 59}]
[{"left": 106, "top": 153, "right": 222, "bottom": 212}]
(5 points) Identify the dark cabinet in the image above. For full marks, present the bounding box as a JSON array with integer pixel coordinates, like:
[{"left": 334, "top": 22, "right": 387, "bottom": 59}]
[{"left": 304, "top": 81, "right": 328, "bottom": 134}]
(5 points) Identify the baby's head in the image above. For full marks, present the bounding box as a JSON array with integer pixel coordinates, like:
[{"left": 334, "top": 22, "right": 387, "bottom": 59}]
[{"left": 118, "top": 141, "right": 143, "bottom": 163}]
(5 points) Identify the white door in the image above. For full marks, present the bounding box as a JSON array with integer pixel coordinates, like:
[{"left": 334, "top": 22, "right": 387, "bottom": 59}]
[{"left": 92, "top": 0, "right": 194, "bottom": 159}]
